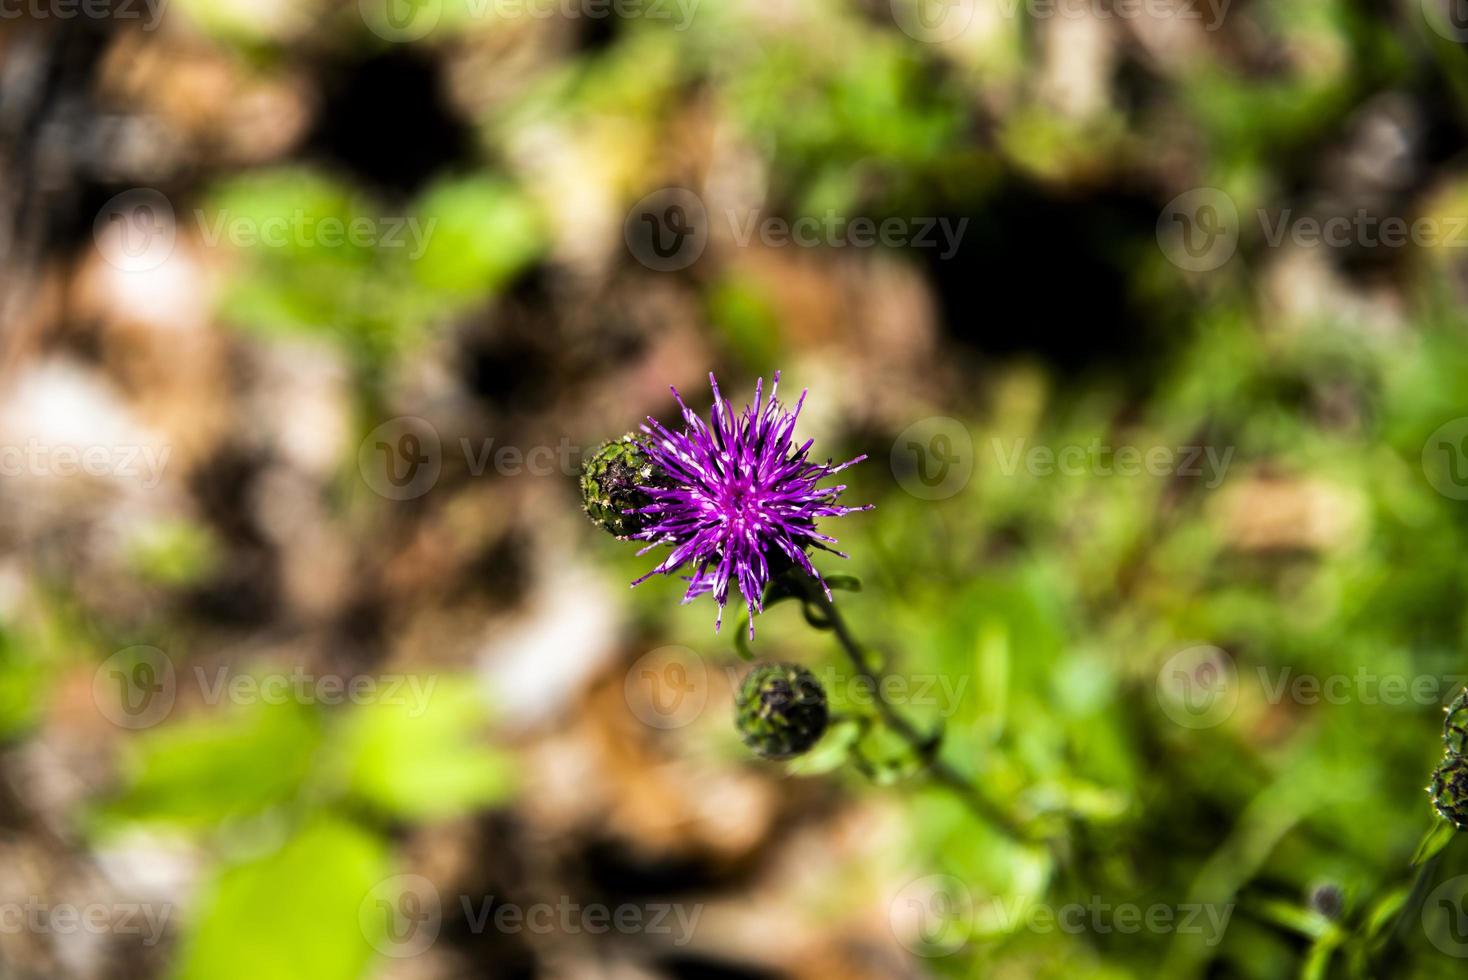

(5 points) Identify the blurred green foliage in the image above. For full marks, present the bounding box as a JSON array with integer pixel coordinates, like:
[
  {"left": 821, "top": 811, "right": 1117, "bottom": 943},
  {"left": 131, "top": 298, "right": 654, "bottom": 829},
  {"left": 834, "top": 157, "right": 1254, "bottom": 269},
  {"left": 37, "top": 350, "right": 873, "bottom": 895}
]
[
  {"left": 205, "top": 169, "right": 545, "bottom": 374},
  {"left": 88, "top": 673, "right": 511, "bottom": 980},
  {"left": 174, "top": 817, "right": 389, "bottom": 980},
  {"left": 10, "top": 0, "right": 1468, "bottom": 977}
]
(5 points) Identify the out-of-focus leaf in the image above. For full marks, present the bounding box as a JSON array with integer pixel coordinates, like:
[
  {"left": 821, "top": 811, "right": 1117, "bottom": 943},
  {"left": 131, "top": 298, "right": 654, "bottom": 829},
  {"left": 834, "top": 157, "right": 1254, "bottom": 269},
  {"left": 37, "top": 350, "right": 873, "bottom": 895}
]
[
  {"left": 101, "top": 700, "right": 321, "bottom": 830},
  {"left": 408, "top": 176, "right": 545, "bottom": 298},
  {"left": 1411, "top": 818, "right": 1457, "bottom": 867},
  {"left": 126, "top": 519, "right": 219, "bottom": 587},
  {"left": 172, "top": 817, "right": 388, "bottom": 980},
  {"left": 0, "top": 628, "right": 48, "bottom": 740},
  {"left": 708, "top": 279, "right": 782, "bottom": 375},
  {"left": 330, "top": 676, "right": 514, "bottom": 821},
  {"left": 786, "top": 717, "right": 863, "bottom": 777}
]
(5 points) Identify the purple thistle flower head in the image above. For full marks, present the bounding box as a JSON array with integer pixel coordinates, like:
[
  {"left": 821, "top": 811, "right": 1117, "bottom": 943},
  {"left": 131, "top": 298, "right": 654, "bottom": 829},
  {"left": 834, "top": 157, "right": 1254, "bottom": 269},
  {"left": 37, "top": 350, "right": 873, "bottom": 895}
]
[{"left": 630, "top": 372, "right": 872, "bottom": 638}]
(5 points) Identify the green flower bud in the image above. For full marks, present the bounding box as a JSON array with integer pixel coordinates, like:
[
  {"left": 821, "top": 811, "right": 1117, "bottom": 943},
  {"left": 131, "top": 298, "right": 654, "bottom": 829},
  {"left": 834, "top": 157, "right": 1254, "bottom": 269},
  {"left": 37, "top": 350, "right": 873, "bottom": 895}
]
[
  {"left": 1431, "top": 753, "right": 1468, "bottom": 828},
  {"left": 1446, "top": 688, "right": 1468, "bottom": 756},
  {"left": 581, "top": 435, "right": 663, "bottom": 539},
  {"left": 735, "top": 662, "right": 828, "bottom": 760}
]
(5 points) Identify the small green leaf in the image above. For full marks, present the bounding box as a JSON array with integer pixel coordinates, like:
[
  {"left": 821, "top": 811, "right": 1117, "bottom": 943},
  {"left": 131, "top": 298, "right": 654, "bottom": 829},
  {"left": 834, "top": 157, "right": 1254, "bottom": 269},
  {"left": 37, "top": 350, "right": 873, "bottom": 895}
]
[
  {"left": 1412, "top": 817, "right": 1458, "bottom": 867},
  {"left": 1361, "top": 887, "right": 1410, "bottom": 942}
]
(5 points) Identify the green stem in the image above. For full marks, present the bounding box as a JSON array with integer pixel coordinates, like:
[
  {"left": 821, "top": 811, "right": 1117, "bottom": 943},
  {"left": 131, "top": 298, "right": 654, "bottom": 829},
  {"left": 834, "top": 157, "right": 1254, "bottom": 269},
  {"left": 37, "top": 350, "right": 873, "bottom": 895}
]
[{"left": 791, "top": 574, "right": 1036, "bottom": 843}]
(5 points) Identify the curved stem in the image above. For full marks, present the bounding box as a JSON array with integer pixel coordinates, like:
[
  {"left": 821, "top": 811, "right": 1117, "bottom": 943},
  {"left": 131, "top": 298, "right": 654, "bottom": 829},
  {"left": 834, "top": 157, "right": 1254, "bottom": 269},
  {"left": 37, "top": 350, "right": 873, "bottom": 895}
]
[{"left": 791, "top": 574, "right": 1037, "bottom": 843}]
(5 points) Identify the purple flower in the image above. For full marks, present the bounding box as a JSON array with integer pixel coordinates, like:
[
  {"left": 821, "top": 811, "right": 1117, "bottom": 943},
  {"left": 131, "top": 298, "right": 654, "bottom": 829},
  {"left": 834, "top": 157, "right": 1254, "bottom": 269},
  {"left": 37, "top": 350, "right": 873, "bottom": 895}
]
[{"left": 630, "top": 372, "right": 871, "bottom": 637}]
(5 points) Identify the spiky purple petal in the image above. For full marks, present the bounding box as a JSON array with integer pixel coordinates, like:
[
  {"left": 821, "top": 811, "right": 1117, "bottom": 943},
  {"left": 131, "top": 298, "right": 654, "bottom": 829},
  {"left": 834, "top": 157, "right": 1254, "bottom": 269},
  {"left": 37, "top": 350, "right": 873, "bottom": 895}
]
[{"left": 629, "top": 372, "right": 871, "bottom": 638}]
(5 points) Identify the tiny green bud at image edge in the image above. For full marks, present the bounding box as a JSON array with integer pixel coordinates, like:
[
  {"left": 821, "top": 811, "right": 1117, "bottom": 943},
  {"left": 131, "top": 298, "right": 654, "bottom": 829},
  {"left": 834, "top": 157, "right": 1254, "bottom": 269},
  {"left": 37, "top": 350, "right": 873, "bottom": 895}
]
[
  {"left": 1430, "top": 754, "right": 1468, "bottom": 828},
  {"left": 1429, "top": 689, "right": 1468, "bottom": 829},
  {"left": 1445, "top": 688, "right": 1468, "bottom": 757}
]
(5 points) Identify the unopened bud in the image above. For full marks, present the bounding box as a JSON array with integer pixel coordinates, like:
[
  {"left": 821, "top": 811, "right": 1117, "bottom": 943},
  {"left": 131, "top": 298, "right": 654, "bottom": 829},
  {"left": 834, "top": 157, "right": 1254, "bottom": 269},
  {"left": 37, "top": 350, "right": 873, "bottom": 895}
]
[
  {"left": 581, "top": 435, "right": 664, "bottom": 539},
  {"left": 735, "top": 662, "right": 828, "bottom": 760}
]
